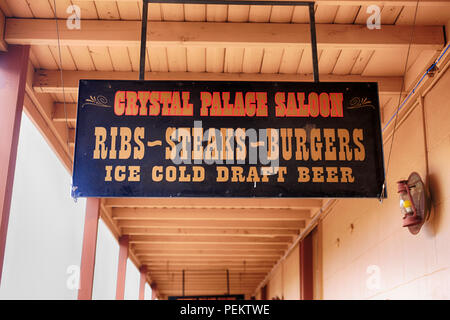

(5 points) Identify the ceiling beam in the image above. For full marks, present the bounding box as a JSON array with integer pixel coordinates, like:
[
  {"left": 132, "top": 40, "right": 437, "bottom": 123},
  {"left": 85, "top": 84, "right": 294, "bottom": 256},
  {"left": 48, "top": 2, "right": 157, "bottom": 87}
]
[
  {"left": 75, "top": 0, "right": 450, "bottom": 6},
  {"left": 112, "top": 207, "right": 311, "bottom": 220},
  {"left": 39, "top": 70, "right": 404, "bottom": 96},
  {"left": 106, "top": 198, "right": 322, "bottom": 209},
  {"left": 129, "top": 235, "right": 294, "bottom": 243},
  {"left": 123, "top": 228, "right": 300, "bottom": 236},
  {"left": 132, "top": 243, "right": 288, "bottom": 250},
  {"left": 5, "top": 19, "right": 444, "bottom": 49},
  {"left": 118, "top": 219, "right": 305, "bottom": 229},
  {"left": 134, "top": 249, "right": 285, "bottom": 256}
]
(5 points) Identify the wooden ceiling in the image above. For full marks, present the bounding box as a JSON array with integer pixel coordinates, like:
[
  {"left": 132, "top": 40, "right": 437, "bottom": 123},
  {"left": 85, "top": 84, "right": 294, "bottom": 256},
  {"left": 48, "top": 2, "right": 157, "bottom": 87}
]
[{"left": 1, "top": 0, "right": 448, "bottom": 298}]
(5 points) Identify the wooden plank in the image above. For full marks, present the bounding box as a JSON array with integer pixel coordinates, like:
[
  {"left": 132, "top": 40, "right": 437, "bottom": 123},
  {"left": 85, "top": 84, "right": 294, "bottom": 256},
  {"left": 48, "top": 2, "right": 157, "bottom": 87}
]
[
  {"left": 270, "top": 5, "right": 294, "bottom": 23},
  {"left": 157, "top": 284, "right": 258, "bottom": 289},
  {"left": 132, "top": 243, "right": 288, "bottom": 250},
  {"left": 298, "top": 49, "right": 322, "bottom": 74},
  {"left": 242, "top": 47, "right": 263, "bottom": 73},
  {"left": 319, "top": 48, "right": 341, "bottom": 74},
  {"left": 48, "top": 45, "right": 77, "bottom": 70},
  {"left": 33, "top": 69, "right": 404, "bottom": 95},
  {"left": 332, "top": 49, "right": 360, "bottom": 75},
  {"left": 25, "top": 0, "right": 54, "bottom": 18},
  {"left": 206, "top": 4, "right": 227, "bottom": 22},
  {"left": 315, "top": 5, "right": 339, "bottom": 23},
  {"left": 144, "top": 260, "right": 276, "bottom": 266},
  {"left": 123, "top": 228, "right": 299, "bottom": 236},
  {"left": 260, "top": 48, "right": 284, "bottom": 74},
  {"left": 206, "top": 47, "right": 225, "bottom": 72},
  {"left": 105, "top": 198, "right": 322, "bottom": 209},
  {"left": 167, "top": 47, "right": 187, "bottom": 72},
  {"left": 147, "top": 3, "right": 162, "bottom": 21},
  {"left": 70, "top": 0, "right": 450, "bottom": 6},
  {"left": 95, "top": 1, "right": 120, "bottom": 20},
  {"left": 5, "top": 0, "right": 32, "bottom": 17},
  {"left": 148, "top": 47, "right": 168, "bottom": 72},
  {"left": 150, "top": 273, "right": 267, "bottom": 278},
  {"left": 0, "top": 0, "right": 12, "bottom": 16},
  {"left": 117, "top": 1, "right": 140, "bottom": 20},
  {"left": 119, "top": 219, "right": 305, "bottom": 229},
  {"left": 248, "top": 5, "right": 271, "bottom": 22},
  {"left": 88, "top": 46, "right": 113, "bottom": 70},
  {"left": 279, "top": 48, "right": 303, "bottom": 74},
  {"left": 5, "top": 20, "right": 444, "bottom": 50},
  {"left": 350, "top": 49, "right": 374, "bottom": 74},
  {"left": 134, "top": 249, "right": 285, "bottom": 256},
  {"left": 153, "top": 278, "right": 264, "bottom": 283},
  {"left": 129, "top": 235, "right": 294, "bottom": 244},
  {"left": 161, "top": 4, "right": 184, "bottom": 21},
  {"left": 71, "top": 0, "right": 98, "bottom": 19},
  {"left": 141, "top": 255, "right": 280, "bottom": 260},
  {"left": 186, "top": 47, "right": 205, "bottom": 72},
  {"left": 52, "top": 103, "right": 76, "bottom": 123},
  {"left": 112, "top": 207, "right": 310, "bottom": 220},
  {"left": 109, "top": 46, "right": 132, "bottom": 71},
  {"left": 32, "top": 45, "right": 58, "bottom": 70},
  {"left": 69, "top": 46, "right": 95, "bottom": 71},
  {"left": 334, "top": 5, "right": 360, "bottom": 24},
  {"left": 184, "top": 4, "right": 206, "bottom": 22},
  {"left": 227, "top": 5, "right": 250, "bottom": 22},
  {"left": 156, "top": 282, "right": 259, "bottom": 287},
  {"left": 224, "top": 47, "right": 244, "bottom": 73},
  {"left": 147, "top": 263, "right": 274, "bottom": 269}
]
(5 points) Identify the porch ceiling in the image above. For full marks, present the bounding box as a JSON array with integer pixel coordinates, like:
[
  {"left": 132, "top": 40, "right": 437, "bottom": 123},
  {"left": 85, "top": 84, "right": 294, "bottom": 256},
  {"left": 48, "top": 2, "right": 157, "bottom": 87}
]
[{"left": 1, "top": 0, "right": 448, "bottom": 298}]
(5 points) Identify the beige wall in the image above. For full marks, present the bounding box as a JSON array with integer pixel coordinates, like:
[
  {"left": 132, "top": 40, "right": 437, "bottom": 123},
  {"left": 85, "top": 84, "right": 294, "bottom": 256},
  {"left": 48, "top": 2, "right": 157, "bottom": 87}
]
[
  {"left": 261, "top": 53, "right": 450, "bottom": 301},
  {"left": 265, "top": 244, "right": 300, "bottom": 300},
  {"left": 321, "top": 61, "right": 450, "bottom": 299}
]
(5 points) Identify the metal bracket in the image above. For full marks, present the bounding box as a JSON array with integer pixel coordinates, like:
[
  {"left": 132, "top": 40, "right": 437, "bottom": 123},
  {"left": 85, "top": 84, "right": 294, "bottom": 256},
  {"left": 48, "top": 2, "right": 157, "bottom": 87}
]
[{"left": 138, "top": 0, "right": 319, "bottom": 82}]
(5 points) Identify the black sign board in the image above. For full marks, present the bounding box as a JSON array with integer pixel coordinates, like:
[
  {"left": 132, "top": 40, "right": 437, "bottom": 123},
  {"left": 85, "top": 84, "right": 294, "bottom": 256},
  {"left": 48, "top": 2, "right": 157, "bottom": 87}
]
[{"left": 72, "top": 80, "right": 385, "bottom": 198}]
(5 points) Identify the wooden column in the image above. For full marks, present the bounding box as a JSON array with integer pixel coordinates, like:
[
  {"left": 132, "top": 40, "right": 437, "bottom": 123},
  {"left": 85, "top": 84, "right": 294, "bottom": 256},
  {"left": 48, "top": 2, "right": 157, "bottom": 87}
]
[
  {"left": 77, "top": 198, "right": 100, "bottom": 300},
  {"left": 115, "top": 235, "right": 129, "bottom": 300},
  {"left": 300, "top": 232, "right": 314, "bottom": 300},
  {"left": 151, "top": 282, "right": 158, "bottom": 300},
  {"left": 139, "top": 265, "right": 147, "bottom": 300},
  {"left": 0, "top": 45, "right": 30, "bottom": 285}
]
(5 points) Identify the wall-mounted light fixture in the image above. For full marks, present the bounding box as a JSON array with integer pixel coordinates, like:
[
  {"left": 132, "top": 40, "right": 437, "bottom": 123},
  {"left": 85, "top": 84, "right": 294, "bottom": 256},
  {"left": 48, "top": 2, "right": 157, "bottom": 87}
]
[{"left": 397, "top": 172, "right": 430, "bottom": 235}]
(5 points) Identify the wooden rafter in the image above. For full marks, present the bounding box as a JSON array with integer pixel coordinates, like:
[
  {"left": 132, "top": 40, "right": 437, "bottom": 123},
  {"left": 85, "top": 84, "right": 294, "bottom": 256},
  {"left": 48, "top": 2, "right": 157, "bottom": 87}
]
[
  {"left": 36, "top": 70, "right": 405, "bottom": 95},
  {"left": 5, "top": 20, "right": 444, "bottom": 49}
]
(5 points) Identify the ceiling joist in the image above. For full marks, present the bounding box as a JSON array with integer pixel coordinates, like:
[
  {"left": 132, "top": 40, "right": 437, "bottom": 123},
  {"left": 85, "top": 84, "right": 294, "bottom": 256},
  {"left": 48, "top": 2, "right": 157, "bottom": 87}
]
[
  {"left": 36, "top": 70, "right": 405, "bottom": 96},
  {"left": 5, "top": 19, "right": 444, "bottom": 49}
]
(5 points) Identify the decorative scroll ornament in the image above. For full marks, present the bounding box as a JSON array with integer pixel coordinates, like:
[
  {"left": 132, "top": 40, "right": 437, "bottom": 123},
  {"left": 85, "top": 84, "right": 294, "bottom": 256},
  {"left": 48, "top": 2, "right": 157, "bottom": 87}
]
[
  {"left": 348, "top": 97, "right": 375, "bottom": 110},
  {"left": 82, "top": 95, "right": 111, "bottom": 108}
]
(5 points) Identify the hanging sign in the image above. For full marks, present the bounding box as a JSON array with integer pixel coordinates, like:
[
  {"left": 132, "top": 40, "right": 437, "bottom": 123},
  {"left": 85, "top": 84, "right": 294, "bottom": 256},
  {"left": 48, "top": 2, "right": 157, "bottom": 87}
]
[{"left": 72, "top": 80, "right": 385, "bottom": 198}]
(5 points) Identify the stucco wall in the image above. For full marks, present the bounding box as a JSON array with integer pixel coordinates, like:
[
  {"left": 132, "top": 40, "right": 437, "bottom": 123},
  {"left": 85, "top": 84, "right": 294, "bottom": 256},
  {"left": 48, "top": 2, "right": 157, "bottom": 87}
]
[
  {"left": 321, "top": 63, "right": 450, "bottom": 299},
  {"left": 265, "top": 245, "right": 300, "bottom": 300},
  {"left": 261, "top": 57, "right": 450, "bottom": 301}
]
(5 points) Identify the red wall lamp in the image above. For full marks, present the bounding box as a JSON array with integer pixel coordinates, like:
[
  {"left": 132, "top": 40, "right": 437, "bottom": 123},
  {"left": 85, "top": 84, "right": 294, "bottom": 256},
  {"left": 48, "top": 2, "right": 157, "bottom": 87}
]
[{"left": 397, "top": 172, "right": 431, "bottom": 235}]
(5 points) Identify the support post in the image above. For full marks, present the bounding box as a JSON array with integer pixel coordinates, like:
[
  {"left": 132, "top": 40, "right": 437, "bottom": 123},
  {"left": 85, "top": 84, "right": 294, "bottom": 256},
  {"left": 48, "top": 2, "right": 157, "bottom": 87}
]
[
  {"left": 139, "top": 0, "right": 149, "bottom": 80},
  {"left": 151, "top": 282, "right": 158, "bottom": 300},
  {"left": 0, "top": 45, "right": 30, "bottom": 285},
  {"left": 139, "top": 265, "right": 147, "bottom": 300},
  {"left": 116, "top": 235, "right": 129, "bottom": 300},
  {"left": 77, "top": 197, "right": 100, "bottom": 300},
  {"left": 300, "top": 232, "right": 314, "bottom": 300}
]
